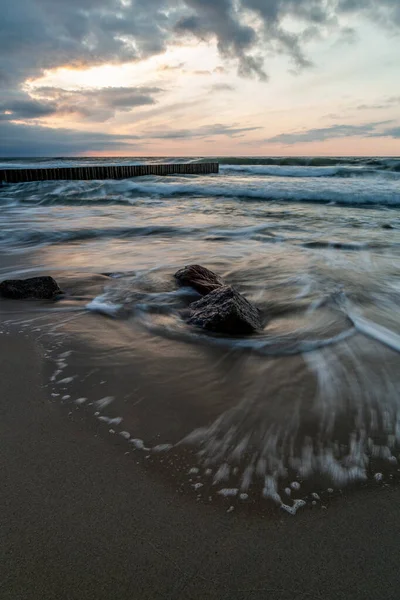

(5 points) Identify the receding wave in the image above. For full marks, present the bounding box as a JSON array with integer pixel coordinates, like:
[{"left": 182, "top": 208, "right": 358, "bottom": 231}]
[{"left": 0, "top": 224, "right": 198, "bottom": 246}]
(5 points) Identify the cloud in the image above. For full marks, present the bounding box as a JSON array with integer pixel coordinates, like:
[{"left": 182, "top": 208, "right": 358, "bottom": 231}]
[
  {"left": 145, "top": 122, "right": 261, "bottom": 139},
  {"left": 356, "top": 96, "right": 400, "bottom": 110},
  {"left": 266, "top": 121, "right": 394, "bottom": 144},
  {"left": 371, "top": 126, "right": 400, "bottom": 139},
  {"left": 0, "top": 98, "right": 58, "bottom": 120},
  {"left": 1, "top": 0, "right": 400, "bottom": 94},
  {"left": 175, "top": 2, "right": 267, "bottom": 80},
  {"left": 209, "top": 83, "right": 236, "bottom": 91},
  {"left": 337, "top": 0, "right": 400, "bottom": 26},
  {"left": 158, "top": 62, "right": 186, "bottom": 71},
  {"left": 0, "top": 120, "right": 140, "bottom": 156},
  {"left": 1, "top": 0, "right": 400, "bottom": 154},
  {"left": 0, "top": 0, "right": 174, "bottom": 89},
  {"left": 1, "top": 86, "right": 164, "bottom": 123}
]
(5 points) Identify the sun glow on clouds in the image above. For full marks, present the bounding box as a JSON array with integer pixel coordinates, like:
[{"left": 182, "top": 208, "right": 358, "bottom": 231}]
[
  {"left": 10, "top": 20, "right": 400, "bottom": 156},
  {"left": 27, "top": 45, "right": 222, "bottom": 91}
]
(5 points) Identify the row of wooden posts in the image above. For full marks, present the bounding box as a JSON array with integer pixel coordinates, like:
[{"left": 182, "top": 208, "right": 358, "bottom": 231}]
[{"left": 0, "top": 163, "right": 219, "bottom": 184}]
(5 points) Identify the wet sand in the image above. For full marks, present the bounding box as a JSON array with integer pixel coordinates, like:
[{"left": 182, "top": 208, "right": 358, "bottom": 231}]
[{"left": 1, "top": 331, "right": 400, "bottom": 600}]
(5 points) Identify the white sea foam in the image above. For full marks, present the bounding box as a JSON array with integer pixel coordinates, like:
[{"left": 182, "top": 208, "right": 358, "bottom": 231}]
[
  {"left": 281, "top": 499, "right": 306, "bottom": 515},
  {"left": 86, "top": 296, "right": 122, "bottom": 317}
]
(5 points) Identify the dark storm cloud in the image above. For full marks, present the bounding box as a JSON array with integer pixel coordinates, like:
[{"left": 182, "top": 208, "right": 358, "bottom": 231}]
[
  {"left": 0, "top": 99, "right": 58, "bottom": 120},
  {"left": 0, "top": 120, "right": 140, "bottom": 156},
  {"left": 266, "top": 121, "right": 394, "bottom": 144},
  {"left": 176, "top": 0, "right": 400, "bottom": 77},
  {"left": 1, "top": 0, "right": 399, "bottom": 91},
  {"left": 0, "top": 0, "right": 173, "bottom": 88},
  {"left": 1, "top": 0, "right": 399, "bottom": 154},
  {"left": 146, "top": 123, "right": 261, "bottom": 138},
  {"left": 175, "top": 0, "right": 267, "bottom": 79},
  {"left": 338, "top": 0, "right": 400, "bottom": 26}
]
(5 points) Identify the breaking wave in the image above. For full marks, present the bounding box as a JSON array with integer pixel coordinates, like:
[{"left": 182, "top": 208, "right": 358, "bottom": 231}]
[{"left": 1, "top": 176, "right": 399, "bottom": 207}]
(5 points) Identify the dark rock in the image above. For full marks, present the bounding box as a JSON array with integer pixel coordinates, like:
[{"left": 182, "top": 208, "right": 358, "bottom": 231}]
[
  {"left": 0, "top": 276, "right": 62, "bottom": 300},
  {"left": 174, "top": 264, "right": 224, "bottom": 296},
  {"left": 382, "top": 224, "right": 394, "bottom": 230},
  {"left": 188, "top": 286, "right": 262, "bottom": 335}
]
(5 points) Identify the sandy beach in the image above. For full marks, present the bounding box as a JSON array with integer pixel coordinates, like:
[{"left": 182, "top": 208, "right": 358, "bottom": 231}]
[
  {"left": 2, "top": 0, "right": 400, "bottom": 590},
  {"left": 2, "top": 329, "right": 400, "bottom": 600}
]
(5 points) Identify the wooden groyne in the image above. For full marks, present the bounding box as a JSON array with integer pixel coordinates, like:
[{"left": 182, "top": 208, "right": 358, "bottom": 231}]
[{"left": 0, "top": 162, "right": 219, "bottom": 184}]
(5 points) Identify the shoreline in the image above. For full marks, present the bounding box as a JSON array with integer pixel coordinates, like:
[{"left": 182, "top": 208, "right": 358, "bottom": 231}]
[{"left": 2, "top": 328, "right": 400, "bottom": 599}]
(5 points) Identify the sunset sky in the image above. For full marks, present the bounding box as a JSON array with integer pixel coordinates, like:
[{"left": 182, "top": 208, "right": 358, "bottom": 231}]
[{"left": 1, "top": 0, "right": 400, "bottom": 156}]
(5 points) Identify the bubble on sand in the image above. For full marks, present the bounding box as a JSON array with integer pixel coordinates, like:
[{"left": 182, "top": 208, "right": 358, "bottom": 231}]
[
  {"left": 57, "top": 376, "right": 75, "bottom": 385},
  {"left": 75, "top": 397, "right": 87, "bottom": 405},
  {"left": 131, "top": 438, "right": 147, "bottom": 450},
  {"left": 95, "top": 396, "right": 115, "bottom": 409},
  {"left": 281, "top": 499, "right": 306, "bottom": 515},
  {"left": 152, "top": 444, "right": 173, "bottom": 453},
  {"left": 217, "top": 488, "right": 238, "bottom": 497}
]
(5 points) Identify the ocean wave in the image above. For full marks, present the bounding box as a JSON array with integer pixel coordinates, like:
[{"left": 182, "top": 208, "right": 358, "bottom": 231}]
[
  {"left": 2, "top": 177, "right": 398, "bottom": 207},
  {"left": 220, "top": 164, "right": 399, "bottom": 178},
  {"left": 0, "top": 224, "right": 199, "bottom": 246},
  {"left": 215, "top": 156, "right": 400, "bottom": 170}
]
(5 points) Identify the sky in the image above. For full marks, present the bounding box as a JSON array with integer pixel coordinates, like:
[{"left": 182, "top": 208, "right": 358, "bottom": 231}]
[{"left": 1, "top": 0, "right": 400, "bottom": 157}]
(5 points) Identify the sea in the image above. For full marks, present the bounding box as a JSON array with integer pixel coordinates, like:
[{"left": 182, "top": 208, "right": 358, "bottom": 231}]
[{"left": 1, "top": 156, "right": 399, "bottom": 514}]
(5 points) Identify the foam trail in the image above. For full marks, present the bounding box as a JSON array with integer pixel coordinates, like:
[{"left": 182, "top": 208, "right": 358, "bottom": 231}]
[
  {"left": 86, "top": 296, "right": 123, "bottom": 317},
  {"left": 348, "top": 313, "right": 400, "bottom": 353}
]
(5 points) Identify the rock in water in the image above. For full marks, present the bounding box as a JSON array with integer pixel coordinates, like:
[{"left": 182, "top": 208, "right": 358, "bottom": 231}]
[
  {"left": 188, "top": 286, "right": 262, "bottom": 334},
  {"left": 0, "top": 276, "right": 62, "bottom": 300},
  {"left": 174, "top": 264, "right": 224, "bottom": 296}
]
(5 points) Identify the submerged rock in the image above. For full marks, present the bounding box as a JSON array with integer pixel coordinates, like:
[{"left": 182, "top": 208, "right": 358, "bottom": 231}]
[
  {"left": 174, "top": 264, "right": 224, "bottom": 296},
  {"left": 0, "top": 276, "right": 62, "bottom": 300},
  {"left": 188, "top": 285, "right": 262, "bottom": 335}
]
